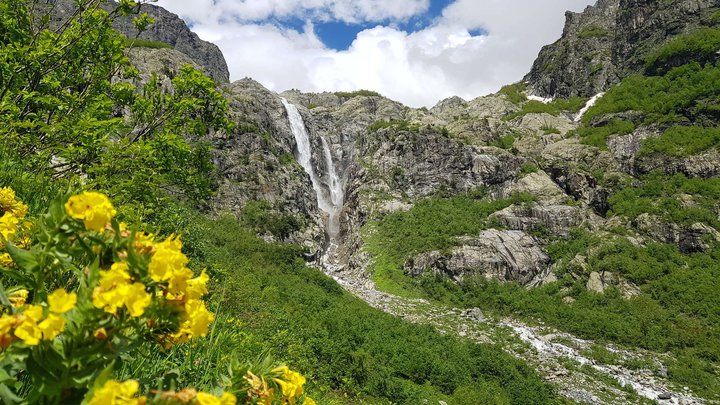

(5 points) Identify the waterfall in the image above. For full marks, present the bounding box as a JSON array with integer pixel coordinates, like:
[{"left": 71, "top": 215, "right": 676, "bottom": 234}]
[{"left": 281, "top": 98, "right": 344, "bottom": 240}]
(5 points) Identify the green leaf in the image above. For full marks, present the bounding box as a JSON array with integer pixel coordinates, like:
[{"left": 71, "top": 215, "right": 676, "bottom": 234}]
[{"left": 5, "top": 242, "right": 38, "bottom": 273}]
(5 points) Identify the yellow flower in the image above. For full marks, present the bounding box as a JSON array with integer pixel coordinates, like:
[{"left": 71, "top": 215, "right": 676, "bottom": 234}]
[
  {"left": 0, "top": 252, "right": 13, "bottom": 268},
  {"left": 38, "top": 314, "right": 65, "bottom": 340},
  {"left": 0, "top": 212, "right": 18, "bottom": 241},
  {"left": 303, "top": 397, "right": 316, "bottom": 405},
  {"left": 184, "top": 299, "right": 214, "bottom": 337},
  {"left": 23, "top": 305, "right": 44, "bottom": 322},
  {"left": 196, "top": 392, "right": 237, "bottom": 405},
  {"left": 88, "top": 379, "right": 145, "bottom": 405},
  {"left": 13, "top": 305, "right": 44, "bottom": 346},
  {"left": 93, "top": 263, "right": 151, "bottom": 317},
  {"left": 48, "top": 289, "right": 77, "bottom": 314},
  {"left": 14, "top": 321, "right": 41, "bottom": 345},
  {"left": 167, "top": 266, "right": 193, "bottom": 296},
  {"left": 0, "top": 187, "right": 28, "bottom": 219},
  {"left": 186, "top": 270, "right": 210, "bottom": 300},
  {"left": 65, "top": 192, "right": 117, "bottom": 232},
  {"left": 0, "top": 314, "right": 20, "bottom": 348},
  {"left": 148, "top": 235, "right": 188, "bottom": 282},
  {"left": 93, "top": 264, "right": 131, "bottom": 314},
  {"left": 8, "top": 289, "right": 28, "bottom": 308},
  {"left": 122, "top": 282, "right": 151, "bottom": 317},
  {"left": 272, "top": 366, "right": 306, "bottom": 403},
  {"left": 133, "top": 231, "right": 156, "bottom": 254}
]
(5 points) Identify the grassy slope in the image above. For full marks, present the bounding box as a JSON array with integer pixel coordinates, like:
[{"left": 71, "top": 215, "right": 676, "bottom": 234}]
[
  {"left": 0, "top": 149, "right": 565, "bottom": 404},
  {"left": 362, "top": 186, "right": 720, "bottom": 400}
]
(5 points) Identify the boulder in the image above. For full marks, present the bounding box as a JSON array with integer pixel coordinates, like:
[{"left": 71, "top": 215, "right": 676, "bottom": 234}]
[{"left": 404, "top": 230, "right": 550, "bottom": 285}]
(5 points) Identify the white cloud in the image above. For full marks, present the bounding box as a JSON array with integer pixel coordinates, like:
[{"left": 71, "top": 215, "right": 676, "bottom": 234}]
[
  {"left": 154, "top": 0, "right": 595, "bottom": 107},
  {"left": 154, "top": 0, "right": 430, "bottom": 24}
]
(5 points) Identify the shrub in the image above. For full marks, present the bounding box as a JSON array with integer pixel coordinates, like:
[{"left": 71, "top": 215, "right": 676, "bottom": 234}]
[
  {"left": 575, "top": 119, "right": 635, "bottom": 148},
  {"left": 0, "top": 189, "right": 316, "bottom": 404},
  {"left": 640, "top": 125, "right": 720, "bottom": 156},
  {"left": 498, "top": 83, "right": 528, "bottom": 104},
  {"left": 334, "top": 90, "right": 381, "bottom": 98},
  {"left": 644, "top": 28, "right": 720, "bottom": 75}
]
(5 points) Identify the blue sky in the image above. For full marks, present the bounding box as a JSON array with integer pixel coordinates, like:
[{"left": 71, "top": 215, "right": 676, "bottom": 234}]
[
  {"left": 310, "top": 0, "right": 456, "bottom": 50},
  {"left": 156, "top": 0, "right": 594, "bottom": 107}
]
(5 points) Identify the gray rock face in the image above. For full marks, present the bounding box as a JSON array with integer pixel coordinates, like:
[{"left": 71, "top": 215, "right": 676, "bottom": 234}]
[
  {"left": 404, "top": 230, "right": 550, "bottom": 285},
  {"left": 586, "top": 271, "right": 641, "bottom": 298},
  {"left": 526, "top": 0, "right": 719, "bottom": 97},
  {"left": 493, "top": 203, "right": 601, "bottom": 237},
  {"left": 37, "top": 0, "right": 229, "bottom": 83},
  {"left": 632, "top": 213, "right": 720, "bottom": 253}
]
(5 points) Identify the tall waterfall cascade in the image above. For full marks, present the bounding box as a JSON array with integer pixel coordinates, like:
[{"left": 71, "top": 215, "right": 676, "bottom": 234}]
[{"left": 281, "top": 98, "right": 345, "bottom": 241}]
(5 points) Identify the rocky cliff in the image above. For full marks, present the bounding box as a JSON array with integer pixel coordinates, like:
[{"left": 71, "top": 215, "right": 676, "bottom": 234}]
[
  {"left": 35, "top": 0, "right": 230, "bottom": 83},
  {"left": 525, "top": 0, "right": 719, "bottom": 97}
]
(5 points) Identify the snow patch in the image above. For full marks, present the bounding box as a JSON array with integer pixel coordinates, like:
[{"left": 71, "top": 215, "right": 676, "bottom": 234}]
[{"left": 575, "top": 92, "right": 605, "bottom": 122}]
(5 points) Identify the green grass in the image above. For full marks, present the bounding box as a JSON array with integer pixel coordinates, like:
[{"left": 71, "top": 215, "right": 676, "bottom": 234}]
[
  {"left": 640, "top": 125, "right": 720, "bottom": 156},
  {"left": 498, "top": 82, "right": 528, "bottom": 104},
  {"left": 504, "top": 97, "right": 587, "bottom": 121},
  {"left": 644, "top": 28, "right": 720, "bottom": 75},
  {"left": 118, "top": 213, "right": 566, "bottom": 404},
  {"left": 608, "top": 171, "right": 720, "bottom": 228},
  {"left": 335, "top": 90, "right": 382, "bottom": 98},
  {"left": 575, "top": 119, "right": 635, "bottom": 149},
  {"left": 363, "top": 190, "right": 534, "bottom": 298}
]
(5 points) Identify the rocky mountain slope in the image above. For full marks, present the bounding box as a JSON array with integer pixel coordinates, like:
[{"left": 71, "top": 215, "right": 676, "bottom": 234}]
[
  {"left": 118, "top": 0, "right": 720, "bottom": 402},
  {"left": 526, "top": 0, "right": 719, "bottom": 97},
  {"left": 36, "top": 0, "right": 229, "bottom": 83}
]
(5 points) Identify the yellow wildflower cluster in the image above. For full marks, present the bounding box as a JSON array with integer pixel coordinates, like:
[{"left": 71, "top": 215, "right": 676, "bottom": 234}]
[
  {"left": 88, "top": 379, "right": 146, "bottom": 405},
  {"left": 88, "top": 380, "right": 237, "bottom": 405},
  {"left": 1, "top": 190, "right": 315, "bottom": 404},
  {"left": 92, "top": 262, "right": 152, "bottom": 317},
  {"left": 0, "top": 187, "right": 29, "bottom": 267},
  {"left": 148, "top": 235, "right": 214, "bottom": 344},
  {"left": 246, "top": 366, "right": 315, "bottom": 405},
  {"left": 272, "top": 366, "right": 313, "bottom": 405},
  {"left": 0, "top": 289, "right": 76, "bottom": 348},
  {"left": 65, "top": 191, "right": 117, "bottom": 231},
  {"left": 0, "top": 187, "right": 28, "bottom": 219}
]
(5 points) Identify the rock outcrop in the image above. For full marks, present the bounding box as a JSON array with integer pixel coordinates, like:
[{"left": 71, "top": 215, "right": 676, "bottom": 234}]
[
  {"left": 526, "top": 0, "right": 719, "bottom": 97},
  {"left": 36, "top": 0, "right": 229, "bottom": 83},
  {"left": 403, "top": 230, "right": 550, "bottom": 285}
]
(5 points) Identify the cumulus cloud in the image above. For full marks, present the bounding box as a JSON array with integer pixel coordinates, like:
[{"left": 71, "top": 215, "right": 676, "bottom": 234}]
[
  {"left": 154, "top": 0, "right": 430, "bottom": 24},
  {"left": 154, "top": 0, "right": 594, "bottom": 107}
]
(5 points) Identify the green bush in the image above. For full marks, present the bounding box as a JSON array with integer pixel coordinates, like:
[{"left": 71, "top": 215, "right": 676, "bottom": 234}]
[
  {"left": 582, "top": 62, "right": 720, "bottom": 126},
  {"left": 640, "top": 125, "right": 720, "bottom": 156},
  {"left": 367, "top": 119, "right": 419, "bottom": 133},
  {"left": 504, "top": 97, "right": 587, "bottom": 120},
  {"left": 335, "top": 90, "right": 381, "bottom": 98},
  {"left": 575, "top": 119, "right": 635, "bottom": 148},
  {"left": 363, "top": 190, "right": 534, "bottom": 296},
  {"left": 498, "top": 82, "right": 528, "bottom": 104},
  {"left": 489, "top": 133, "right": 516, "bottom": 149},
  {"left": 608, "top": 171, "right": 720, "bottom": 228},
  {"left": 644, "top": 28, "right": 720, "bottom": 75}
]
